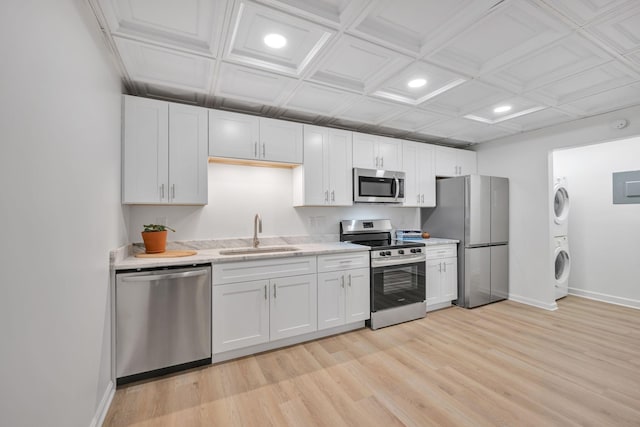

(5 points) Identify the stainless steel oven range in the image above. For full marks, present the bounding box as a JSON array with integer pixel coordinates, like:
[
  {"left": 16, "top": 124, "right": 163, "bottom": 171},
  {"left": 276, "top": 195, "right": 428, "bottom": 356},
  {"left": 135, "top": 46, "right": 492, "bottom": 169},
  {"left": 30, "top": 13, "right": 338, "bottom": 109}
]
[{"left": 340, "top": 219, "right": 426, "bottom": 329}]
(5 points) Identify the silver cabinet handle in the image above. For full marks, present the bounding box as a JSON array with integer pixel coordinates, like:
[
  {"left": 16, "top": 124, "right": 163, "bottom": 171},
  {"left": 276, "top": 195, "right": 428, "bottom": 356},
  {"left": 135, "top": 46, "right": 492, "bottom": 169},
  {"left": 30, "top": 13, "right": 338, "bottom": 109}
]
[
  {"left": 421, "top": 194, "right": 424, "bottom": 203},
  {"left": 160, "top": 184, "right": 165, "bottom": 200},
  {"left": 341, "top": 276, "right": 345, "bottom": 288},
  {"left": 254, "top": 141, "right": 258, "bottom": 158},
  {"left": 262, "top": 143, "right": 266, "bottom": 158},
  {"left": 439, "top": 262, "right": 442, "bottom": 273},
  {"left": 273, "top": 283, "right": 277, "bottom": 298},
  {"left": 380, "top": 157, "right": 384, "bottom": 168},
  {"left": 375, "top": 156, "right": 379, "bottom": 168},
  {"left": 324, "top": 190, "right": 329, "bottom": 202},
  {"left": 331, "top": 190, "right": 335, "bottom": 202},
  {"left": 348, "top": 274, "right": 351, "bottom": 287},
  {"left": 264, "top": 284, "right": 267, "bottom": 300},
  {"left": 171, "top": 184, "right": 175, "bottom": 200}
]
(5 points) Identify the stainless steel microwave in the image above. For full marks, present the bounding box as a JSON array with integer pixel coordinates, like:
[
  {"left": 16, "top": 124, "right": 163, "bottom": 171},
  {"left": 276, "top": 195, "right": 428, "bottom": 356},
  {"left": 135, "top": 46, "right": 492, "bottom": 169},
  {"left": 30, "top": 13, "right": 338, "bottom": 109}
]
[{"left": 353, "top": 168, "right": 405, "bottom": 203}]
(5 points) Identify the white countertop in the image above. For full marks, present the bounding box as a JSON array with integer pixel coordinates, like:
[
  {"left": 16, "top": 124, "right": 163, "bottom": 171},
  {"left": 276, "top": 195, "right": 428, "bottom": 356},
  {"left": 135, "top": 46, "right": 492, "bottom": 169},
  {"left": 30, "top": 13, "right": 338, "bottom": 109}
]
[{"left": 113, "top": 242, "right": 370, "bottom": 270}]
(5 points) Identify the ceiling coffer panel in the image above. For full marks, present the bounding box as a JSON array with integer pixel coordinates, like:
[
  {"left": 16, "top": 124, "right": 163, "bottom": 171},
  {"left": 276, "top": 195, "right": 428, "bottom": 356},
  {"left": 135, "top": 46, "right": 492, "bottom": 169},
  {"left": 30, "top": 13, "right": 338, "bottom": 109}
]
[{"left": 225, "top": 1, "right": 335, "bottom": 75}]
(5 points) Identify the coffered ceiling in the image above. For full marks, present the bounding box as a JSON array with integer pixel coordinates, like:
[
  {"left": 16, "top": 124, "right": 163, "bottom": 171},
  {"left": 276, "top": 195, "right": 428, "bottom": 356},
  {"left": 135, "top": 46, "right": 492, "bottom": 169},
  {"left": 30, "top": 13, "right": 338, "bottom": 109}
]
[{"left": 90, "top": 0, "right": 640, "bottom": 146}]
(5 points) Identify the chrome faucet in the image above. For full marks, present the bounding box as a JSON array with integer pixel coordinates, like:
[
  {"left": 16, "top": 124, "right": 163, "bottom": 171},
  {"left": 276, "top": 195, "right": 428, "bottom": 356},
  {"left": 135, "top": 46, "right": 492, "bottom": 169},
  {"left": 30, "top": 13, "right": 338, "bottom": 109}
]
[{"left": 253, "top": 213, "right": 262, "bottom": 248}]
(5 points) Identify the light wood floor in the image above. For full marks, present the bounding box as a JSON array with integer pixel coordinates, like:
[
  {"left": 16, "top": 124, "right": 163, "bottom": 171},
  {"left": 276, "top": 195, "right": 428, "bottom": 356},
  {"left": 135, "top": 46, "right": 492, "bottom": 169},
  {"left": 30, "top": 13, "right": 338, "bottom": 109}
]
[{"left": 104, "top": 296, "right": 640, "bottom": 426}]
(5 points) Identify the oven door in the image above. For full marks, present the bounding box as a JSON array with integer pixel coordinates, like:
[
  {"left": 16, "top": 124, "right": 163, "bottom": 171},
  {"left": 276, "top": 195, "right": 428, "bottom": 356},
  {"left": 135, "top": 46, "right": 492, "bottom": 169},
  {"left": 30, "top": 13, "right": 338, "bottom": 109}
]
[{"left": 371, "top": 256, "right": 425, "bottom": 311}]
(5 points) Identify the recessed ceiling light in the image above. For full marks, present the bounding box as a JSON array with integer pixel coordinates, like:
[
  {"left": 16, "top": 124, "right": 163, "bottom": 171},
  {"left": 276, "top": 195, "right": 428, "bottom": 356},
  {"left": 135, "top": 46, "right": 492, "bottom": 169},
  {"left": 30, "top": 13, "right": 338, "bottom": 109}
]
[
  {"left": 493, "top": 105, "right": 512, "bottom": 113},
  {"left": 407, "top": 78, "right": 427, "bottom": 88},
  {"left": 263, "top": 33, "right": 287, "bottom": 49}
]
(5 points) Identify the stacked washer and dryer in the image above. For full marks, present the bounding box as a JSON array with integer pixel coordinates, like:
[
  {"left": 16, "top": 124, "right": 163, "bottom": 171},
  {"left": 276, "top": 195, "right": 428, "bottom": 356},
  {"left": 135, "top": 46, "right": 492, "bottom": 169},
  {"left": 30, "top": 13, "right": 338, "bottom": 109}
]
[{"left": 552, "top": 177, "right": 571, "bottom": 300}]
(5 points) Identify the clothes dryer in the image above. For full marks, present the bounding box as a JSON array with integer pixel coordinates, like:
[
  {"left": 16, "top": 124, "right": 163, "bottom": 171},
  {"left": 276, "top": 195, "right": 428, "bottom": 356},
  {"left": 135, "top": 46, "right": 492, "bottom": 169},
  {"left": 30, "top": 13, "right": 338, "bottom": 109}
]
[
  {"left": 552, "top": 177, "right": 570, "bottom": 237},
  {"left": 554, "top": 236, "right": 570, "bottom": 300}
]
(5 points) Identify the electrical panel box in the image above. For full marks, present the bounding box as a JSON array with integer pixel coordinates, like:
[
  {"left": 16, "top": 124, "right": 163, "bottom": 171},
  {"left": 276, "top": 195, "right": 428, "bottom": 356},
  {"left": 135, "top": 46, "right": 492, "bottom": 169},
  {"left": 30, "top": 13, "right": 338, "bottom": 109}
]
[{"left": 613, "top": 170, "right": 640, "bottom": 204}]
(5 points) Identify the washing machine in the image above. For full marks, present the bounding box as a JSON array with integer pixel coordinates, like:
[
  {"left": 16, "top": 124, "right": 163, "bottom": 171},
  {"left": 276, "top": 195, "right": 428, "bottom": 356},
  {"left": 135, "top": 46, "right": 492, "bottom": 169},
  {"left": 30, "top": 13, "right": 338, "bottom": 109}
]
[
  {"left": 554, "top": 236, "right": 570, "bottom": 300},
  {"left": 552, "top": 177, "right": 570, "bottom": 237}
]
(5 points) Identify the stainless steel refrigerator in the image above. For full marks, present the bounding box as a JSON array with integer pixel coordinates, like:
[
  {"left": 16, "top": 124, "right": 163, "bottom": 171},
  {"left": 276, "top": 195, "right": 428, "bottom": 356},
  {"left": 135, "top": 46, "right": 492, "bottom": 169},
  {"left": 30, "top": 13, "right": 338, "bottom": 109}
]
[{"left": 421, "top": 175, "right": 509, "bottom": 308}]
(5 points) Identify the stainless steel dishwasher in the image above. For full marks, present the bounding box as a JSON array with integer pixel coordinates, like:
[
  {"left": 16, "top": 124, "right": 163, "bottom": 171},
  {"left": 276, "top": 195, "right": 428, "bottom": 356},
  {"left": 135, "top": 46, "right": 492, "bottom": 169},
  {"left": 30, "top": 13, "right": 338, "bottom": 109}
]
[{"left": 116, "top": 265, "right": 211, "bottom": 384}]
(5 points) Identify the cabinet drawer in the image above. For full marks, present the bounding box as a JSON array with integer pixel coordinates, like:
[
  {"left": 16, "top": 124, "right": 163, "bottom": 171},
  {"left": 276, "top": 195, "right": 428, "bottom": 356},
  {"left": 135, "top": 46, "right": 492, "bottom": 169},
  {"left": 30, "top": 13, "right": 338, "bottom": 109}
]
[
  {"left": 317, "top": 252, "right": 370, "bottom": 273},
  {"left": 213, "top": 256, "right": 316, "bottom": 285},
  {"left": 425, "top": 244, "right": 457, "bottom": 259}
]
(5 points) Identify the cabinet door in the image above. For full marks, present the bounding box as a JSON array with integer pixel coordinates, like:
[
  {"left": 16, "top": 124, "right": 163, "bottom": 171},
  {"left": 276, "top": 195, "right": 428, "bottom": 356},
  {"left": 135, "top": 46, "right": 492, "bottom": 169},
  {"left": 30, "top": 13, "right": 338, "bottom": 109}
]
[
  {"left": 270, "top": 274, "right": 317, "bottom": 340},
  {"left": 169, "top": 103, "right": 208, "bottom": 205},
  {"left": 352, "top": 132, "right": 378, "bottom": 169},
  {"left": 345, "top": 268, "right": 370, "bottom": 323},
  {"left": 212, "top": 280, "right": 270, "bottom": 353},
  {"left": 317, "top": 271, "right": 346, "bottom": 330},
  {"left": 435, "top": 146, "right": 457, "bottom": 177},
  {"left": 122, "top": 96, "right": 169, "bottom": 204},
  {"left": 442, "top": 257, "right": 458, "bottom": 301},
  {"left": 208, "top": 109, "right": 259, "bottom": 160},
  {"left": 327, "top": 129, "right": 353, "bottom": 205},
  {"left": 417, "top": 144, "right": 435, "bottom": 206},
  {"left": 259, "top": 118, "right": 303, "bottom": 164},
  {"left": 402, "top": 141, "right": 420, "bottom": 207},
  {"left": 457, "top": 150, "right": 477, "bottom": 175},
  {"left": 425, "top": 259, "right": 442, "bottom": 306},
  {"left": 301, "top": 125, "right": 328, "bottom": 205},
  {"left": 377, "top": 137, "right": 401, "bottom": 170}
]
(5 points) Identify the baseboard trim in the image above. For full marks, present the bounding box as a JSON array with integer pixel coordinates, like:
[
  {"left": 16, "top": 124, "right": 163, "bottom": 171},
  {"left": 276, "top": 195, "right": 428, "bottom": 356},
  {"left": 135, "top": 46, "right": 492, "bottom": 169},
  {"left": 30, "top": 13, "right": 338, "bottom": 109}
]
[
  {"left": 508, "top": 294, "right": 558, "bottom": 311},
  {"left": 569, "top": 288, "right": 640, "bottom": 310},
  {"left": 90, "top": 380, "right": 115, "bottom": 427}
]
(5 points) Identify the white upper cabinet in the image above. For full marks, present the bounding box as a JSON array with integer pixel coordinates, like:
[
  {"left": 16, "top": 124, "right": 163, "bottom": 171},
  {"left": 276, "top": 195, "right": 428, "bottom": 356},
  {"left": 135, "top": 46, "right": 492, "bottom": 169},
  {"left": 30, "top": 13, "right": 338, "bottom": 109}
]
[
  {"left": 208, "top": 110, "right": 259, "bottom": 160},
  {"left": 293, "top": 125, "right": 352, "bottom": 206},
  {"left": 122, "top": 95, "right": 207, "bottom": 205},
  {"left": 402, "top": 141, "right": 435, "bottom": 207},
  {"left": 435, "top": 146, "right": 477, "bottom": 177},
  {"left": 352, "top": 132, "right": 401, "bottom": 170},
  {"left": 209, "top": 110, "right": 302, "bottom": 164}
]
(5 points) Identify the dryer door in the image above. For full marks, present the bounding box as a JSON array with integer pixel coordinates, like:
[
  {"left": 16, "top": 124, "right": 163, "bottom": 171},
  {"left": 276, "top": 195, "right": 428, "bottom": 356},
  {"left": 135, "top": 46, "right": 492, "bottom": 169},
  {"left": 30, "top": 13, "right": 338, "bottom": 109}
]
[
  {"left": 554, "top": 248, "right": 571, "bottom": 283},
  {"left": 553, "top": 185, "right": 570, "bottom": 225}
]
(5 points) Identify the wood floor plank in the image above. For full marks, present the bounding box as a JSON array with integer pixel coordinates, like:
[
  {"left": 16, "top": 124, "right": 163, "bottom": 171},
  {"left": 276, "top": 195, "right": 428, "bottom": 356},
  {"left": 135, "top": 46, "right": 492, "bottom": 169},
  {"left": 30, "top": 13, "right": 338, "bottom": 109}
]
[{"left": 104, "top": 296, "right": 640, "bottom": 427}]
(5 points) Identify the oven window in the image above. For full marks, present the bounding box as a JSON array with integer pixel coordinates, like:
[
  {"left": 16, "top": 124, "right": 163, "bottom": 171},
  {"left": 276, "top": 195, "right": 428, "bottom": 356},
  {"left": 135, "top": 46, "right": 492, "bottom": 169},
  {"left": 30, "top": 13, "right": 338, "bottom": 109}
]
[{"left": 371, "top": 262, "right": 425, "bottom": 311}]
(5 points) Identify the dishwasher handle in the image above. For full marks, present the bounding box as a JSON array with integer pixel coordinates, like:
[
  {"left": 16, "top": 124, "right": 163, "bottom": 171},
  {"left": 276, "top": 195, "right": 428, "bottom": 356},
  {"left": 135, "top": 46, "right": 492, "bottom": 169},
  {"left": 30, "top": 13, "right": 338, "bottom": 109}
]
[{"left": 120, "top": 270, "right": 208, "bottom": 283}]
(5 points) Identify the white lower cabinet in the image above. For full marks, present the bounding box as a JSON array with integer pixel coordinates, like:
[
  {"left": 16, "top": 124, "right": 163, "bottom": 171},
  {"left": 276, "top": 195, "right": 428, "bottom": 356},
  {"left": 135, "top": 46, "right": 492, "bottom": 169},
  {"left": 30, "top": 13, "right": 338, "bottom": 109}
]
[
  {"left": 269, "top": 274, "right": 317, "bottom": 340},
  {"left": 425, "top": 245, "right": 458, "bottom": 311},
  {"left": 317, "top": 252, "right": 370, "bottom": 330}
]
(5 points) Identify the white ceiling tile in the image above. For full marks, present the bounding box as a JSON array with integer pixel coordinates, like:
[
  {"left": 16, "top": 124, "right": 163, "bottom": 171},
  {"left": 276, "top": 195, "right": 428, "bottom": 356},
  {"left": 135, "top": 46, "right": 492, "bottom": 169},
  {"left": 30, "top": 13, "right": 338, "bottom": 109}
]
[
  {"left": 417, "top": 117, "right": 483, "bottom": 138},
  {"left": 528, "top": 61, "right": 639, "bottom": 105},
  {"left": 494, "top": 107, "right": 576, "bottom": 131},
  {"left": 450, "top": 124, "right": 515, "bottom": 143},
  {"left": 559, "top": 82, "right": 640, "bottom": 115},
  {"left": 225, "top": 1, "right": 335, "bottom": 75},
  {"left": 370, "top": 60, "right": 467, "bottom": 105},
  {"left": 539, "top": 0, "right": 633, "bottom": 25},
  {"left": 114, "top": 36, "right": 215, "bottom": 92},
  {"left": 338, "top": 97, "right": 409, "bottom": 124},
  {"left": 309, "top": 34, "right": 412, "bottom": 93},
  {"left": 349, "top": 0, "right": 494, "bottom": 55},
  {"left": 284, "top": 82, "right": 358, "bottom": 115},
  {"left": 625, "top": 49, "right": 640, "bottom": 68},
  {"left": 482, "top": 33, "right": 613, "bottom": 92},
  {"left": 98, "top": 0, "right": 226, "bottom": 56},
  {"left": 255, "top": 0, "right": 369, "bottom": 27},
  {"left": 379, "top": 109, "right": 449, "bottom": 132},
  {"left": 421, "top": 80, "right": 513, "bottom": 115},
  {"left": 428, "top": 1, "right": 571, "bottom": 75},
  {"left": 586, "top": 3, "right": 640, "bottom": 54},
  {"left": 464, "top": 96, "right": 547, "bottom": 124},
  {"left": 215, "top": 62, "right": 298, "bottom": 105}
]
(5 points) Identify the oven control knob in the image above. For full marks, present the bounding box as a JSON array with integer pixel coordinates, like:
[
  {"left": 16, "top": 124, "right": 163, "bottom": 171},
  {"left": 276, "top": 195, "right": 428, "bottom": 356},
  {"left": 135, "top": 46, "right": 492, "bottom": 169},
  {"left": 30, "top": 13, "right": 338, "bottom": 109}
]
[
  {"left": 398, "top": 249, "right": 404, "bottom": 255},
  {"left": 379, "top": 251, "right": 386, "bottom": 256},
  {"left": 385, "top": 251, "right": 392, "bottom": 256},
  {"left": 410, "top": 248, "right": 422, "bottom": 253},
  {"left": 415, "top": 248, "right": 422, "bottom": 253}
]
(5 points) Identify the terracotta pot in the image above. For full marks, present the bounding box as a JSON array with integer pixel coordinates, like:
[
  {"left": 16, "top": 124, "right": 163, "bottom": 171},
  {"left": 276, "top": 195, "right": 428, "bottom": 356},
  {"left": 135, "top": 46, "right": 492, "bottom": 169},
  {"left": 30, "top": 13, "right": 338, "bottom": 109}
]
[{"left": 141, "top": 231, "right": 167, "bottom": 254}]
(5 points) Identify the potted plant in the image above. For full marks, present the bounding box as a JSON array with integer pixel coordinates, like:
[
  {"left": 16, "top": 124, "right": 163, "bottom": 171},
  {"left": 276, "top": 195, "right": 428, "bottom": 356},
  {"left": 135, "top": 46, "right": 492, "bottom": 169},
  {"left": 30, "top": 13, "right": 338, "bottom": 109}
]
[{"left": 141, "top": 224, "right": 175, "bottom": 254}]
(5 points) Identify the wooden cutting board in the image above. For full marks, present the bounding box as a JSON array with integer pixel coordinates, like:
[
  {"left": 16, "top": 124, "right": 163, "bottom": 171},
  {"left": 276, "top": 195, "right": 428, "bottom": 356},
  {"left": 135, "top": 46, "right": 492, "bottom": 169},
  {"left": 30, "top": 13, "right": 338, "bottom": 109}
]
[{"left": 135, "top": 250, "right": 197, "bottom": 258}]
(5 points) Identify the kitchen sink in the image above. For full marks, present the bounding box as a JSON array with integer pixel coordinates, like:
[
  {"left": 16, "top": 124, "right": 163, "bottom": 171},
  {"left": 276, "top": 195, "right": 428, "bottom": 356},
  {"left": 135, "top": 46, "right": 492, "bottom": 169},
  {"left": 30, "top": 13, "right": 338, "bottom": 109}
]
[{"left": 219, "top": 246, "right": 300, "bottom": 255}]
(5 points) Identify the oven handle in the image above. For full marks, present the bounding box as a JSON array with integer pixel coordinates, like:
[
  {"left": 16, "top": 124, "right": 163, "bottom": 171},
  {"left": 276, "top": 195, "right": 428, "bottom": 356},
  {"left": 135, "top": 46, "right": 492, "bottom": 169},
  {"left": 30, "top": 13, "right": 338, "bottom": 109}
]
[{"left": 371, "top": 254, "right": 426, "bottom": 268}]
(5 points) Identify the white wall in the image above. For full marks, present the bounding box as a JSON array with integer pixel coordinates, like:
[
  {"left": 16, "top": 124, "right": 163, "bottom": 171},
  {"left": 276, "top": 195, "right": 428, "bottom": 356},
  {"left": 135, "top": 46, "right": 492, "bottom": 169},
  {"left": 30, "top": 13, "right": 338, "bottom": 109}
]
[
  {"left": 128, "top": 163, "right": 421, "bottom": 242},
  {"left": 0, "top": 1, "right": 126, "bottom": 426},
  {"left": 554, "top": 138, "right": 640, "bottom": 308},
  {"left": 474, "top": 105, "right": 640, "bottom": 310}
]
